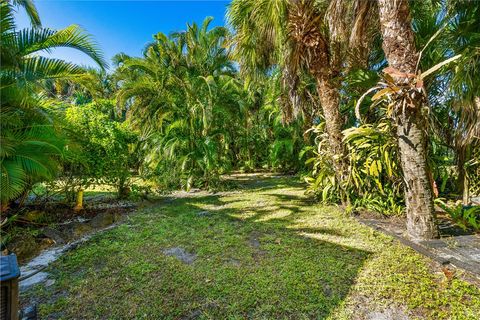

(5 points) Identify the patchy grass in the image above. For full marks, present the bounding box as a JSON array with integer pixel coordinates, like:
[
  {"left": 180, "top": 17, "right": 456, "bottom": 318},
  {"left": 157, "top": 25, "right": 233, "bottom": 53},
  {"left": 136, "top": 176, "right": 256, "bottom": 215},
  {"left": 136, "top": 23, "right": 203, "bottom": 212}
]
[{"left": 23, "top": 174, "right": 480, "bottom": 319}]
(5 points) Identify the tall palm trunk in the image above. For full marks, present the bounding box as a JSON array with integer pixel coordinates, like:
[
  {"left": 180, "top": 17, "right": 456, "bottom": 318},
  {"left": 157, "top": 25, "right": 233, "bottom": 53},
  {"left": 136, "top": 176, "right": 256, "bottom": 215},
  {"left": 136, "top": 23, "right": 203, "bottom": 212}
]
[
  {"left": 457, "top": 145, "right": 471, "bottom": 205},
  {"left": 316, "top": 77, "right": 348, "bottom": 182},
  {"left": 285, "top": 0, "right": 349, "bottom": 202},
  {"left": 377, "top": 0, "right": 438, "bottom": 240}
]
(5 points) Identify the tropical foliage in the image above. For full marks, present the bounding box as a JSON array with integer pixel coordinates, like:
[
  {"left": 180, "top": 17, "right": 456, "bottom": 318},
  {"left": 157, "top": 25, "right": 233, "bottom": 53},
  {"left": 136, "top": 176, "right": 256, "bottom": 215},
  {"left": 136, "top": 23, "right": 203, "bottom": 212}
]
[
  {"left": 1, "top": 0, "right": 479, "bottom": 239},
  {"left": 115, "top": 18, "right": 307, "bottom": 190},
  {"left": 0, "top": 1, "right": 105, "bottom": 208},
  {"left": 60, "top": 100, "right": 140, "bottom": 199}
]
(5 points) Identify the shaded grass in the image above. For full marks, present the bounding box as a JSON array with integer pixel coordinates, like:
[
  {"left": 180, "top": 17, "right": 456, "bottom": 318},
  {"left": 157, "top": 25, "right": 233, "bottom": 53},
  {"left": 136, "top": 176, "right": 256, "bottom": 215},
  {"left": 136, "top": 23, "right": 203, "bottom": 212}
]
[{"left": 24, "top": 175, "right": 480, "bottom": 319}]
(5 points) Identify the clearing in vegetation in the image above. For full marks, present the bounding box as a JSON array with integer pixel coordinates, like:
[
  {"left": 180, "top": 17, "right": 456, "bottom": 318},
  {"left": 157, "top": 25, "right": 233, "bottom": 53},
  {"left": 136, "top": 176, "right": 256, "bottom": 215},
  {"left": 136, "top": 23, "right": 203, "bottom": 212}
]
[{"left": 23, "top": 174, "right": 480, "bottom": 319}]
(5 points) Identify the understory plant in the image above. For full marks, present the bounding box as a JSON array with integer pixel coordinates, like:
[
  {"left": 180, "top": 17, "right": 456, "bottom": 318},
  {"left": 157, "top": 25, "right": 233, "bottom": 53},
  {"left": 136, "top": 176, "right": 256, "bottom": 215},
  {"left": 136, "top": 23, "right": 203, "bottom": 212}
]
[
  {"left": 305, "top": 117, "right": 404, "bottom": 215},
  {"left": 344, "top": 121, "right": 405, "bottom": 216},
  {"left": 435, "top": 199, "right": 480, "bottom": 231},
  {"left": 61, "top": 101, "right": 140, "bottom": 199},
  {"left": 304, "top": 122, "right": 342, "bottom": 203}
]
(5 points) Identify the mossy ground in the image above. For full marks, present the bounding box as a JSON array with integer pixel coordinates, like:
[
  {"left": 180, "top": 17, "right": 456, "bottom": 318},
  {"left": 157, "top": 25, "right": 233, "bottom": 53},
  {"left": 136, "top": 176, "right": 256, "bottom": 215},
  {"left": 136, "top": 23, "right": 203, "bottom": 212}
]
[{"left": 23, "top": 174, "right": 480, "bottom": 319}]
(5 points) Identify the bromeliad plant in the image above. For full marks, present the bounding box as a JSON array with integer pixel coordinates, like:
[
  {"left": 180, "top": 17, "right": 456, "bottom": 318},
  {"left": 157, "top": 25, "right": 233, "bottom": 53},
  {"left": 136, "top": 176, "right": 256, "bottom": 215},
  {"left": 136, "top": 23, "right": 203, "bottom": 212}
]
[{"left": 351, "top": 27, "right": 462, "bottom": 232}]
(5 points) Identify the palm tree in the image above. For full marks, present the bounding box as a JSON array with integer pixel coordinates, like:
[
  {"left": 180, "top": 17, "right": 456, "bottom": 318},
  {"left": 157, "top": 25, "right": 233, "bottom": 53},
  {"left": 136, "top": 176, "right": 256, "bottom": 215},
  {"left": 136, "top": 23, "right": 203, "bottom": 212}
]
[
  {"left": 228, "top": 0, "right": 376, "bottom": 202},
  {"left": 376, "top": 0, "right": 438, "bottom": 240},
  {"left": 408, "top": 0, "right": 480, "bottom": 206},
  {"left": 116, "top": 18, "right": 244, "bottom": 189},
  {"left": 0, "top": 1, "right": 106, "bottom": 209},
  {"left": 11, "top": 0, "right": 41, "bottom": 27},
  {"left": 442, "top": 0, "right": 480, "bottom": 204}
]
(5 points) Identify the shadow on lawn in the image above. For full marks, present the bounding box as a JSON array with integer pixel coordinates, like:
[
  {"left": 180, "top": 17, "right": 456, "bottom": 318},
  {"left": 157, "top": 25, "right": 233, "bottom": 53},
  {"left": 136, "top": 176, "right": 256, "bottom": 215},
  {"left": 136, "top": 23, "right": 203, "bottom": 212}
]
[
  {"left": 32, "top": 176, "right": 371, "bottom": 319},
  {"left": 147, "top": 179, "right": 371, "bottom": 319},
  {"left": 222, "top": 173, "right": 306, "bottom": 190}
]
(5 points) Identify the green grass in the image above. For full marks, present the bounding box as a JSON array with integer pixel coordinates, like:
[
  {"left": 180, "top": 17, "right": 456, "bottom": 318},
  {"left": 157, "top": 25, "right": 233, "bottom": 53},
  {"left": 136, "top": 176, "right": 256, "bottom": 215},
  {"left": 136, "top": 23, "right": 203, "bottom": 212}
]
[{"left": 24, "top": 175, "right": 480, "bottom": 319}]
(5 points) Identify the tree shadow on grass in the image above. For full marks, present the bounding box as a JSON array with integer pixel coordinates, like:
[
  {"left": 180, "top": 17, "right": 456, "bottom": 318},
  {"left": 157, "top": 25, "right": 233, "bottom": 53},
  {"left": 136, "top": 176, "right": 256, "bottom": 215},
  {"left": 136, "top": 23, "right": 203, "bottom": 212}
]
[
  {"left": 128, "top": 184, "right": 371, "bottom": 319},
  {"left": 222, "top": 173, "right": 306, "bottom": 191},
  {"left": 32, "top": 176, "right": 371, "bottom": 319}
]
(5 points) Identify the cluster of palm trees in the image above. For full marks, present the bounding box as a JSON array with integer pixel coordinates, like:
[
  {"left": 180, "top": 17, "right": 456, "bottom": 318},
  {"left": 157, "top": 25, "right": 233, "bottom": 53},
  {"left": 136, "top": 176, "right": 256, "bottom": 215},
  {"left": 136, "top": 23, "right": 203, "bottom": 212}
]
[
  {"left": 114, "top": 19, "right": 241, "bottom": 189},
  {"left": 1, "top": 1, "right": 306, "bottom": 211},
  {"left": 228, "top": 0, "right": 479, "bottom": 240},
  {"left": 114, "top": 18, "right": 306, "bottom": 189},
  {"left": 1, "top": 0, "right": 478, "bottom": 241}
]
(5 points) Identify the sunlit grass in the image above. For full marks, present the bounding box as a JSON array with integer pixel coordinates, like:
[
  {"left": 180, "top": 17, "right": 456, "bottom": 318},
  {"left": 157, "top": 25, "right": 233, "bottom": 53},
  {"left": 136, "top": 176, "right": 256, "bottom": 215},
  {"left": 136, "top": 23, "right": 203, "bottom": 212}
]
[{"left": 24, "top": 175, "right": 480, "bottom": 319}]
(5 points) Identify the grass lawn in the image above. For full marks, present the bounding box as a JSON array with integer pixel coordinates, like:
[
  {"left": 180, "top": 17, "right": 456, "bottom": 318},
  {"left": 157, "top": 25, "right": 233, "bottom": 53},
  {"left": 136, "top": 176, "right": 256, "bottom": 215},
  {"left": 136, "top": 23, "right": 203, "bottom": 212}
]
[{"left": 24, "top": 174, "right": 480, "bottom": 319}]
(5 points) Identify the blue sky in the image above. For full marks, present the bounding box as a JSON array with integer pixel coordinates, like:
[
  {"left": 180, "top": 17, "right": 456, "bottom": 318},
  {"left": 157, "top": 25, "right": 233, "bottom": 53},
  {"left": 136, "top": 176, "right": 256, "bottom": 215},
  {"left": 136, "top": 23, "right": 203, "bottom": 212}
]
[{"left": 16, "top": 1, "right": 230, "bottom": 68}]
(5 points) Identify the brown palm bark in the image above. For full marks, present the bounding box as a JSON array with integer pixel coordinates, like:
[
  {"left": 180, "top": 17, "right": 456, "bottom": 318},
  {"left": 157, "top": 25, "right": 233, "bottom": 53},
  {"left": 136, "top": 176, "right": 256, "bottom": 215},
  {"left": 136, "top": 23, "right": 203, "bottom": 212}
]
[
  {"left": 288, "top": 0, "right": 349, "bottom": 201},
  {"left": 316, "top": 77, "right": 348, "bottom": 181},
  {"left": 377, "top": 0, "right": 438, "bottom": 240},
  {"left": 457, "top": 145, "right": 471, "bottom": 205}
]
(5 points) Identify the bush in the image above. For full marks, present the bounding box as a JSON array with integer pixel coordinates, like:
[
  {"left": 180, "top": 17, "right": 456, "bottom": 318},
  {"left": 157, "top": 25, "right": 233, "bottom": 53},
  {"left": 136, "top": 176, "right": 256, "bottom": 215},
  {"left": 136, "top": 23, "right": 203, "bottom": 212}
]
[{"left": 61, "top": 100, "right": 140, "bottom": 199}]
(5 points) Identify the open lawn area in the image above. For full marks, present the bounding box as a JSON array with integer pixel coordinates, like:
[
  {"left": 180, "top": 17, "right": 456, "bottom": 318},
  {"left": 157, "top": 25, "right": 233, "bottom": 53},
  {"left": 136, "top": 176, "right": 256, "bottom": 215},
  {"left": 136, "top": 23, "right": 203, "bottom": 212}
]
[{"left": 23, "top": 175, "right": 480, "bottom": 319}]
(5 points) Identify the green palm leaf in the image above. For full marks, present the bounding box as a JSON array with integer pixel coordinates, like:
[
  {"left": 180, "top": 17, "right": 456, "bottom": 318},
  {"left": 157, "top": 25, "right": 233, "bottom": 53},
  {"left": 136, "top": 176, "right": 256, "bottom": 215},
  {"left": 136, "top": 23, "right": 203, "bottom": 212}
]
[
  {"left": 16, "top": 24, "right": 106, "bottom": 68},
  {"left": 11, "top": 0, "right": 41, "bottom": 27}
]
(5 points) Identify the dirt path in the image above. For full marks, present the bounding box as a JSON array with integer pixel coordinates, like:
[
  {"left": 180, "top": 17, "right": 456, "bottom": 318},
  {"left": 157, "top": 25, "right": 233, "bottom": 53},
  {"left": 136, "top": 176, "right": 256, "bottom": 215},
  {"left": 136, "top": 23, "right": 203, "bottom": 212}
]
[{"left": 20, "top": 174, "right": 480, "bottom": 319}]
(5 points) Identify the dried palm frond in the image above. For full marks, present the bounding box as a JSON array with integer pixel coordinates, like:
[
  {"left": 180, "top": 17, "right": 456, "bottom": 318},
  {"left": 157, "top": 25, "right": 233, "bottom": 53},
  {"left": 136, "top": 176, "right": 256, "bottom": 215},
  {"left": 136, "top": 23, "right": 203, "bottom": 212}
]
[
  {"left": 279, "top": 64, "right": 319, "bottom": 125},
  {"left": 326, "top": 0, "right": 348, "bottom": 43},
  {"left": 453, "top": 97, "right": 480, "bottom": 147},
  {"left": 287, "top": 0, "right": 330, "bottom": 77},
  {"left": 349, "top": 0, "right": 377, "bottom": 68}
]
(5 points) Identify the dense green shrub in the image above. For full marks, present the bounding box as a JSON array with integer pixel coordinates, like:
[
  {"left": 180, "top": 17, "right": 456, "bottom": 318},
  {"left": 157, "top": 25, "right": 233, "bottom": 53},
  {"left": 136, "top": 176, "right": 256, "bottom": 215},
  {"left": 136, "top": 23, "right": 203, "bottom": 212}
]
[{"left": 60, "top": 100, "right": 140, "bottom": 198}]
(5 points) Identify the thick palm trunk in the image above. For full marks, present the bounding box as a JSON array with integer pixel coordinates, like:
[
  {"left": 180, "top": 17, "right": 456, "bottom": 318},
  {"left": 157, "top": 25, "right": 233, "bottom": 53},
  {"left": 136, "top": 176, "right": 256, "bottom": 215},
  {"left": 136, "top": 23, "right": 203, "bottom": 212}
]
[
  {"left": 377, "top": 0, "right": 438, "bottom": 240},
  {"left": 396, "top": 109, "right": 438, "bottom": 239},
  {"left": 457, "top": 145, "right": 471, "bottom": 205},
  {"left": 286, "top": 0, "right": 348, "bottom": 199},
  {"left": 316, "top": 77, "right": 349, "bottom": 191}
]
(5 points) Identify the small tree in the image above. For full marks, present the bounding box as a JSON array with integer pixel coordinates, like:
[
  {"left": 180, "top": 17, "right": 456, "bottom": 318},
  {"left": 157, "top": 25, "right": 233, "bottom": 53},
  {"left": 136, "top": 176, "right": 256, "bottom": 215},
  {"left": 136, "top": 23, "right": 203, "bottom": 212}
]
[{"left": 62, "top": 100, "right": 139, "bottom": 199}]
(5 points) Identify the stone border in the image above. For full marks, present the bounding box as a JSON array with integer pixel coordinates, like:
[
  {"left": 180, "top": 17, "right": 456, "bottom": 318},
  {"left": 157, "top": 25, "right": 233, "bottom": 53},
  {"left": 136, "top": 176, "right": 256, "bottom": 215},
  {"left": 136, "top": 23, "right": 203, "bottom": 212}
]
[{"left": 357, "top": 218, "right": 480, "bottom": 286}]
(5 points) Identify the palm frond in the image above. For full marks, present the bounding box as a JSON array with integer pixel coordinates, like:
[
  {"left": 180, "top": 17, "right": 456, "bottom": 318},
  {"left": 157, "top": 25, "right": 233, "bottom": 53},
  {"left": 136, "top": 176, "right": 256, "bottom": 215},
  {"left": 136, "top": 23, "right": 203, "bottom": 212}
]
[
  {"left": 16, "top": 24, "right": 107, "bottom": 69},
  {"left": 12, "top": 0, "right": 41, "bottom": 27}
]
